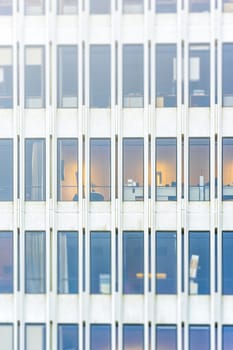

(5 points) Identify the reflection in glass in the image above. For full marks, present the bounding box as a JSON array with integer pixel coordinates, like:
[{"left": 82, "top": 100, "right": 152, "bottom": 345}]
[
  {"left": 58, "top": 232, "right": 78, "bottom": 294},
  {"left": 0, "top": 47, "right": 13, "bottom": 108},
  {"left": 26, "top": 324, "right": 46, "bottom": 350},
  {"left": 223, "top": 0, "right": 233, "bottom": 11},
  {"left": 25, "top": 231, "right": 46, "bottom": 293},
  {"left": 189, "top": 45, "right": 210, "bottom": 107},
  {"left": 90, "top": 0, "right": 110, "bottom": 14},
  {"left": 57, "top": 0, "right": 78, "bottom": 14},
  {"left": 0, "top": 0, "right": 12, "bottom": 15},
  {"left": 156, "top": 45, "right": 177, "bottom": 107},
  {"left": 90, "top": 325, "right": 111, "bottom": 350},
  {"left": 123, "top": 138, "right": 144, "bottom": 201},
  {"left": 123, "top": 0, "right": 144, "bottom": 13},
  {"left": 90, "top": 232, "right": 111, "bottom": 294},
  {"left": 123, "top": 45, "right": 144, "bottom": 107},
  {"left": 123, "top": 325, "right": 144, "bottom": 350},
  {"left": 57, "top": 46, "right": 78, "bottom": 108},
  {"left": 189, "top": 0, "right": 209, "bottom": 11},
  {"left": 0, "top": 232, "right": 13, "bottom": 293},
  {"left": 156, "top": 138, "right": 176, "bottom": 201},
  {"left": 189, "top": 326, "right": 210, "bottom": 350},
  {"left": 223, "top": 44, "right": 233, "bottom": 106},
  {"left": 123, "top": 232, "right": 144, "bottom": 294},
  {"left": 222, "top": 232, "right": 233, "bottom": 294},
  {"left": 58, "top": 324, "right": 78, "bottom": 350},
  {"left": 189, "top": 138, "right": 210, "bottom": 201},
  {"left": 90, "top": 139, "right": 110, "bottom": 201},
  {"left": 57, "top": 139, "right": 78, "bottom": 201},
  {"left": 189, "top": 232, "right": 210, "bottom": 295},
  {"left": 25, "top": 0, "right": 44, "bottom": 15},
  {"left": 0, "top": 324, "right": 13, "bottom": 350},
  {"left": 223, "top": 138, "right": 233, "bottom": 200},
  {"left": 25, "top": 139, "right": 46, "bottom": 201},
  {"left": 156, "top": 232, "right": 177, "bottom": 294},
  {"left": 0, "top": 139, "right": 13, "bottom": 201},
  {"left": 223, "top": 326, "right": 233, "bottom": 350},
  {"left": 156, "top": 325, "right": 177, "bottom": 350},
  {"left": 156, "top": 0, "right": 176, "bottom": 12},
  {"left": 90, "top": 45, "right": 111, "bottom": 108}
]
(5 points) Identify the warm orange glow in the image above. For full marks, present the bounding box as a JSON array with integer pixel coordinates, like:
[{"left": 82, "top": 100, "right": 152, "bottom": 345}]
[{"left": 136, "top": 273, "right": 167, "bottom": 279}]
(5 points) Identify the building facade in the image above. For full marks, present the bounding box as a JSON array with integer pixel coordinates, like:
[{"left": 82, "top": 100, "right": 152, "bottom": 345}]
[{"left": 1, "top": 0, "right": 233, "bottom": 349}]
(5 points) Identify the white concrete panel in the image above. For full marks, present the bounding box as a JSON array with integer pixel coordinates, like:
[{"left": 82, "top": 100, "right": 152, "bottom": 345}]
[
  {"left": 24, "top": 295, "right": 46, "bottom": 322},
  {"left": 24, "top": 110, "right": 46, "bottom": 137},
  {"left": 122, "top": 109, "right": 144, "bottom": 137},
  {"left": 189, "top": 296, "right": 211, "bottom": 323},
  {"left": 188, "top": 109, "right": 210, "bottom": 136},
  {"left": 0, "top": 111, "right": 13, "bottom": 137},
  {"left": 154, "top": 17, "right": 178, "bottom": 42},
  {"left": 89, "top": 17, "right": 111, "bottom": 43},
  {"left": 122, "top": 16, "right": 144, "bottom": 43},
  {"left": 89, "top": 296, "right": 112, "bottom": 322},
  {"left": 222, "top": 203, "right": 233, "bottom": 229},
  {"left": 57, "top": 110, "right": 79, "bottom": 137},
  {"left": 222, "top": 297, "right": 233, "bottom": 323},
  {"left": 24, "top": 203, "right": 46, "bottom": 230},
  {"left": 155, "top": 203, "right": 177, "bottom": 230},
  {"left": 155, "top": 109, "right": 177, "bottom": 136},
  {"left": 222, "top": 108, "right": 233, "bottom": 135},
  {"left": 122, "top": 296, "right": 144, "bottom": 322},
  {"left": 24, "top": 18, "right": 47, "bottom": 43},
  {"left": 188, "top": 203, "right": 210, "bottom": 230},
  {"left": 0, "top": 204, "right": 13, "bottom": 229},
  {"left": 0, "top": 19, "right": 12, "bottom": 43},
  {"left": 89, "top": 110, "right": 111, "bottom": 136},
  {"left": 89, "top": 212, "right": 111, "bottom": 230},
  {"left": 0, "top": 296, "right": 14, "bottom": 322},
  {"left": 57, "top": 296, "right": 80, "bottom": 322},
  {"left": 188, "top": 15, "right": 211, "bottom": 42},
  {"left": 56, "top": 211, "right": 79, "bottom": 230},
  {"left": 155, "top": 296, "right": 177, "bottom": 323}
]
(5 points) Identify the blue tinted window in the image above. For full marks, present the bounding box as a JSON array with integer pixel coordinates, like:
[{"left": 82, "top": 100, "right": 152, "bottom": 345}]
[
  {"left": 0, "top": 139, "right": 13, "bottom": 201},
  {"left": 90, "top": 232, "right": 111, "bottom": 294},
  {"left": 156, "top": 0, "right": 176, "bottom": 12},
  {"left": 57, "top": 0, "right": 78, "bottom": 14},
  {"left": 90, "top": 0, "right": 110, "bottom": 14},
  {"left": 189, "top": 326, "right": 210, "bottom": 350},
  {"left": 123, "top": 0, "right": 144, "bottom": 13},
  {"left": 223, "top": 326, "right": 233, "bottom": 350},
  {"left": 58, "top": 325, "right": 78, "bottom": 350},
  {"left": 189, "top": 0, "right": 209, "bottom": 11},
  {"left": 0, "top": 232, "right": 13, "bottom": 293},
  {"left": 156, "top": 326, "right": 177, "bottom": 350},
  {"left": 222, "top": 138, "right": 233, "bottom": 201},
  {"left": 26, "top": 324, "right": 46, "bottom": 350},
  {"left": 0, "top": 324, "right": 13, "bottom": 349},
  {"left": 25, "top": 0, "right": 44, "bottom": 15},
  {"left": 0, "top": 47, "right": 13, "bottom": 107},
  {"left": 58, "top": 232, "right": 78, "bottom": 294},
  {"left": 222, "top": 232, "right": 233, "bottom": 294},
  {"left": 90, "top": 325, "right": 111, "bottom": 350},
  {"left": 156, "top": 232, "right": 177, "bottom": 294},
  {"left": 189, "top": 232, "right": 210, "bottom": 295},
  {"left": 0, "top": 1, "right": 12, "bottom": 15},
  {"left": 123, "top": 325, "right": 144, "bottom": 350},
  {"left": 223, "top": 44, "right": 233, "bottom": 106},
  {"left": 123, "top": 232, "right": 144, "bottom": 294}
]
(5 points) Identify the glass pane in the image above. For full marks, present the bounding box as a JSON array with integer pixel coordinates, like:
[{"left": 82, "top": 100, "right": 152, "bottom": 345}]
[
  {"left": 0, "top": 325, "right": 13, "bottom": 350},
  {"left": 123, "top": 325, "right": 144, "bottom": 350},
  {"left": 156, "top": 326, "right": 177, "bottom": 350},
  {"left": 90, "top": 0, "right": 110, "bottom": 13},
  {"left": 123, "top": 45, "right": 144, "bottom": 107},
  {"left": 156, "top": 45, "right": 177, "bottom": 107},
  {"left": 223, "top": 0, "right": 233, "bottom": 11},
  {"left": 189, "top": 138, "right": 210, "bottom": 201},
  {"left": 223, "top": 44, "right": 233, "bottom": 106},
  {"left": 0, "top": 0, "right": 12, "bottom": 15},
  {"left": 25, "top": 231, "right": 46, "bottom": 293},
  {"left": 25, "top": 47, "right": 45, "bottom": 108},
  {"left": 189, "top": 232, "right": 210, "bottom": 295},
  {"left": 189, "top": 45, "right": 210, "bottom": 107},
  {"left": 25, "top": 139, "right": 46, "bottom": 201},
  {"left": 156, "top": 0, "right": 176, "bottom": 12},
  {"left": 26, "top": 324, "right": 46, "bottom": 350},
  {"left": 0, "top": 48, "right": 13, "bottom": 107},
  {"left": 189, "top": 0, "right": 209, "bottom": 11},
  {"left": 57, "top": 46, "right": 78, "bottom": 108},
  {"left": 189, "top": 326, "right": 210, "bottom": 350},
  {"left": 123, "top": 138, "right": 144, "bottom": 201},
  {"left": 223, "top": 138, "right": 233, "bottom": 200},
  {"left": 156, "top": 232, "right": 177, "bottom": 294},
  {"left": 123, "top": 232, "right": 144, "bottom": 294},
  {"left": 123, "top": 0, "right": 144, "bottom": 13},
  {"left": 90, "top": 45, "right": 111, "bottom": 108},
  {"left": 90, "top": 232, "right": 111, "bottom": 294},
  {"left": 0, "top": 139, "right": 13, "bottom": 201},
  {"left": 58, "top": 232, "right": 78, "bottom": 294},
  {"left": 222, "top": 232, "right": 233, "bottom": 294},
  {"left": 156, "top": 138, "right": 177, "bottom": 201},
  {"left": 57, "top": 0, "right": 78, "bottom": 14},
  {"left": 58, "top": 324, "right": 78, "bottom": 350},
  {"left": 0, "top": 232, "right": 13, "bottom": 293},
  {"left": 57, "top": 139, "right": 78, "bottom": 201},
  {"left": 90, "top": 139, "right": 111, "bottom": 201},
  {"left": 223, "top": 326, "right": 233, "bottom": 350},
  {"left": 25, "top": 0, "right": 44, "bottom": 15},
  {"left": 90, "top": 325, "right": 111, "bottom": 350}
]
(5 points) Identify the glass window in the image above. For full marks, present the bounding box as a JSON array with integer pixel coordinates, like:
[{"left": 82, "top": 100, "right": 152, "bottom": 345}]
[
  {"left": 156, "top": 45, "right": 177, "bottom": 107},
  {"left": 156, "top": 326, "right": 177, "bottom": 350},
  {"left": 58, "top": 232, "right": 78, "bottom": 294},
  {"left": 222, "top": 232, "right": 233, "bottom": 294},
  {"left": 189, "top": 326, "right": 210, "bottom": 350},
  {"left": 123, "top": 325, "right": 144, "bottom": 350},
  {"left": 223, "top": 44, "right": 233, "bottom": 106},
  {"left": 90, "top": 45, "right": 111, "bottom": 108},
  {"left": 0, "top": 47, "right": 13, "bottom": 108},
  {"left": 0, "top": 0, "right": 12, "bottom": 15},
  {"left": 0, "top": 139, "right": 13, "bottom": 201},
  {"left": 57, "top": 0, "right": 78, "bottom": 14},
  {"left": 90, "top": 325, "right": 111, "bottom": 350},
  {"left": 123, "top": 0, "right": 144, "bottom": 13},
  {"left": 25, "top": 324, "right": 46, "bottom": 350},
  {"left": 155, "top": 0, "right": 176, "bottom": 12},
  {"left": 189, "top": 0, "right": 209, "bottom": 11},
  {"left": 156, "top": 232, "right": 177, "bottom": 294},
  {"left": 90, "top": 0, "right": 110, "bottom": 14},
  {"left": 223, "top": 138, "right": 233, "bottom": 200},
  {"left": 189, "top": 138, "right": 210, "bottom": 201},
  {"left": 189, "top": 45, "right": 210, "bottom": 107},
  {"left": 0, "top": 232, "right": 13, "bottom": 293},
  {"left": 123, "top": 231, "right": 144, "bottom": 294},
  {"left": 123, "top": 138, "right": 144, "bottom": 201},
  {"left": 223, "top": 0, "right": 233, "bottom": 11},
  {"left": 25, "top": 231, "right": 46, "bottom": 294},
  {"left": 223, "top": 326, "right": 233, "bottom": 350},
  {"left": 156, "top": 138, "right": 177, "bottom": 201},
  {"left": 58, "top": 324, "right": 78, "bottom": 350},
  {"left": 25, "top": 139, "right": 46, "bottom": 201},
  {"left": 90, "top": 138, "right": 111, "bottom": 201},
  {"left": 0, "top": 324, "right": 13, "bottom": 350},
  {"left": 25, "top": 0, "right": 44, "bottom": 15},
  {"left": 123, "top": 45, "right": 144, "bottom": 107},
  {"left": 57, "top": 139, "right": 78, "bottom": 201},
  {"left": 189, "top": 232, "right": 210, "bottom": 295},
  {"left": 57, "top": 46, "right": 78, "bottom": 108},
  {"left": 90, "top": 232, "right": 111, "bottom": 294},
  {"left": 25, "top": 47, "right": 45, "bottom": 108}
]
